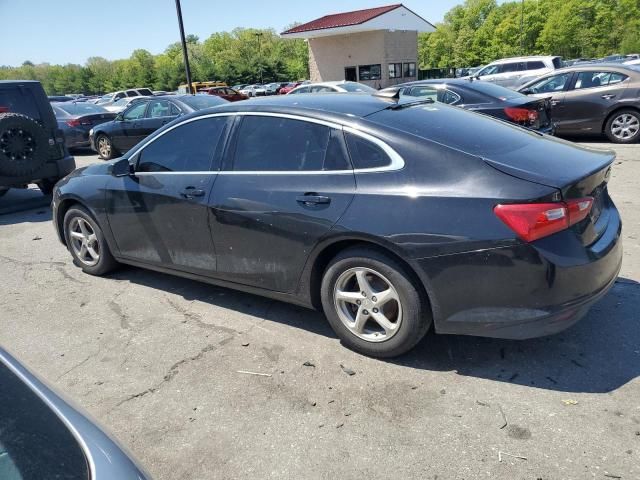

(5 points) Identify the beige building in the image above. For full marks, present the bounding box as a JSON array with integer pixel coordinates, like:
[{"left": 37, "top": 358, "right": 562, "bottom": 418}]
[{"left": 281, "top": 4, "right": 435, "bottom": 89}]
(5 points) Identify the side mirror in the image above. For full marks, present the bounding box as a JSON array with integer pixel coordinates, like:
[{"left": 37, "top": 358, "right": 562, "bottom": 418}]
[
  {"left": 110, "top": 158, "right": 133, "bottom": 177},
  {"left": 520, "top": 88, "right": 532, "bottom": 95},
  {"left": 115, "top": 113, "right": 124, "bottom": 121}
]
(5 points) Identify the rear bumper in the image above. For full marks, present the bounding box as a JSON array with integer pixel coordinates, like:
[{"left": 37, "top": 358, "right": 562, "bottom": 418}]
[
  {"left": 418, "top": 206, "right": 623, "bottom": 339},
  {"left": 0, "top": 154, "right": 76, "bottom": 187}
]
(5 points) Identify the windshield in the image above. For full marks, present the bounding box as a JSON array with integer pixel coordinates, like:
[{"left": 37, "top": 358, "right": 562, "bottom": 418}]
[
  {"left": 341, "top": 82, "right": 376, "bottom": 93},
  {"left": 58, "top": 103, "right": 108, "bottom": 115},
  {"left": 477, "top": 64, "right": 500, "bottom": 76},
  {"left": 180, "top": 95, "right": 227, "bottom": 110}
]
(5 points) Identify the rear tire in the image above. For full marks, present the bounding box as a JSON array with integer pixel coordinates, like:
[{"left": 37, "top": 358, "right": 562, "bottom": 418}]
[
  {"left": 321, "top": 247, "right": 431, "bottom": 358},
  {"left": 63, "top": 205, "right": 118, "bottom": 276},
  {"left": 0, "top": 112, "right": 49, "bottom": 176},
  {"left": 605, "top": 109, "right": 640, "bottom": 144}
]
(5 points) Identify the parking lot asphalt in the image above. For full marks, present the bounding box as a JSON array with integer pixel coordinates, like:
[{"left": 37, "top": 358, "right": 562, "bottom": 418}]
[{"left": 0, "top": 144, "right": 638, "bottom": 480}]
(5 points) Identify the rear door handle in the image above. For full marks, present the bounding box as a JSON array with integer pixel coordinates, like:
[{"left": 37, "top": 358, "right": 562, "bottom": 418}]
[
  {"left": 181, "top": 186, "right": 206, "bottom": 198},
  {"left": 601, "top": 94, "right": 616, "bottom": 100},
  {"left": 296, "top": 194, "right": 331, "bottom": 205}
]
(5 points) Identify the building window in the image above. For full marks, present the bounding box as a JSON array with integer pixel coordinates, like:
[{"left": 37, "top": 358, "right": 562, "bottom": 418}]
[
  {"left": 358, "top": 64, "right": 382, "bottom": 81},
  {"left": 388, "top": 63, "right": 402, "bottom": 79},
  {"left": 403, "top": 62, "right": 417, "bottom": 78}
]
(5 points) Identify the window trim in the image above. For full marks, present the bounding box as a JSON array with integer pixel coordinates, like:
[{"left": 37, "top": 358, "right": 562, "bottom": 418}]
[
  {"left": 388, "top": 62, "right": 402, "bottom": 79},
  {"left": 128, "top": 112, "right": 405, "bottom": 175},
  {"left": 403, "top": 62, "right": 417, "bottom": 78}
]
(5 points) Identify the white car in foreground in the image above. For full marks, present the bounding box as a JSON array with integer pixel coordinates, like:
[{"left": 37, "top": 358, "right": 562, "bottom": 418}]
[
  {"left": 287, "top": 81, "right": 376, "bottom": 94},
  {"left": 239, "top": 85, "right": 267, "bottom": 97},
  {"left": 471, "top": 56, "right": 563, "bottom": 88}
]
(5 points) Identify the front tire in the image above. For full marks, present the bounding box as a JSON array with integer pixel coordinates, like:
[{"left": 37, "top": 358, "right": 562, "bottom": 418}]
[
  {"left": 63, "top": 206, "right": 118, "bottom": 276},
  {"left": 96, "top": 134, "right": 117, "bottom": 160},
  {"left": 605, "top": 109, "right": 640, "bottom": 144},
  {"left": 321, "top": 247, "right": 431, "bottom": 358}
]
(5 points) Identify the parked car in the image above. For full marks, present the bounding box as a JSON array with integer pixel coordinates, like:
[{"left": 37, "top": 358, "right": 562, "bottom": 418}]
[
  {"left": 382, "top": 79, "right": 554, "bottom": 133},
  {"left": 54, "top": 93, "right": 621, "bottom": 358},
  {"left": 232, "top": 84, "right": 249, "bottom": 91},
  {"left": 0, "top": 80, "right": 75, "bottom": 196},
  {"left": 0, "top": 346, "right": 150, "bottom": 479},
  {"left": 95, "top": 89, "right": 148, "bottom": 106},
  {"left": 473, "top": 56, "right": 563, "bottom": 88},
  {"left": 103, "top": 96, "right": 150, "bottom": 113},
  {"left": 288, "top": 81, "right": 376, "bottom": 94},
  {"left": 519, "top": 63, "right": 640, "bottom": 143},
  {"left": 239, "top": 84, "right": 267, "bottom": 97},
  {"left": 206, "top": 86, "right": 248, "bottom": 102},
  {"left": 52, "top": 102, "right": 116, "bottom": 149},
  {"left": 624, "top": 58, "right": 640, "bottom": 66},
  {"left": 279, "top": 82, "right": 306, "bottom": 94},
  {"left": 90, "top": 94, "right": 227, "bottom": 159}
]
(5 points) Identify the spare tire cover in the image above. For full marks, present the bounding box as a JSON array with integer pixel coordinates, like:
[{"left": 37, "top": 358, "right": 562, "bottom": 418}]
[{"left": 0, "top": 112, "right": 49, "bottom": 177}]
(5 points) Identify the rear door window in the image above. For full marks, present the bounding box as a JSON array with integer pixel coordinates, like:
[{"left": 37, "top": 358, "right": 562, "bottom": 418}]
[
  {"left": 438, "top": 89, "right": 461, "bottom": 104},
  {"left": 407, "top": 85, "right": 438, "bottom": 101},
  {"left": 526, "top": 61, "right": 545, "bottom": 70},
  {"left": 232, "top": 116, "right": 349, "bottom": 171},
  {"left": 573, "top": 71, "right": 626, "bottom": 89},
  {"left": 137, "top": 117, "right": 228, "bottom": 172}
]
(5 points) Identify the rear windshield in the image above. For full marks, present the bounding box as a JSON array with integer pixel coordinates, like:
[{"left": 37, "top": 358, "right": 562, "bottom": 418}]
[
  {"left": 467, "top": 81, "right": 526, "bottom": 101},
  {"left": 57, "top": 103, "right": 108, "bottom": 115},
  {"left": 369, "top": 103, "right": 533, "bottom": 156},
  {"left": 0, "top": 86, "right": 41, "bottom": 120},
  {"left": 0, "top": 362, "right": 89, "bottom": 480},
  {"left": 180, "top": 95, "right": 227, "bottom": 110}
]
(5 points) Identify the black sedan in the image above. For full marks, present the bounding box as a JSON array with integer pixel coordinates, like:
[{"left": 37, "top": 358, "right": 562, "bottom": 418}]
[
  {"left": 384, "top": 79, "right": 554, "bottom": 133},
  {"left": 52, "top": 102, "right": 116, "bottom": 149},
  {"left": 90, "top": 94, "right": 227, "bottom": 159},
  {"left": 53, "top": 93, "right": 621, "bottom": 358},
  {"left": 0, "top": 347, "right": 150, "bottom": 479},
  {"left": 519, "top": 63, "right": 640, "bottom": 143}
]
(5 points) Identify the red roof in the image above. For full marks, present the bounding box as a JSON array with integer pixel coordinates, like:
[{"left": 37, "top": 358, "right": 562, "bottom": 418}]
[{"left": 282, "top": 4, "right": 403, "bottom": 35}]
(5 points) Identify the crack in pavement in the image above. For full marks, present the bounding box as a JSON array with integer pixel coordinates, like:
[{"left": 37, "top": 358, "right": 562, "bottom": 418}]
[
  {"left": 56, "top": 348, "right": 99, "bottom": 381},
  {"left": 108, "top": 290, "right": 131, "bottom": 330},
  {"left": 111, "top": 338, "right": 232, "bottom": 410}
]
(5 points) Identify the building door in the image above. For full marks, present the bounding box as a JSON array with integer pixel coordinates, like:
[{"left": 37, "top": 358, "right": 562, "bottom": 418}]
[{"left": 344, "top": 66, "right": 357, "bottom": 82}]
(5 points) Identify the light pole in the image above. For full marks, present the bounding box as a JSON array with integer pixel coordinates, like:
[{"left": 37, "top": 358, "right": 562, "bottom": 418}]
[
  {"left": 175, "top": 0, "right": 193, "bottom": 94},
  {"left": 255, "top": 32, "right": 263, "bottom": 84}
]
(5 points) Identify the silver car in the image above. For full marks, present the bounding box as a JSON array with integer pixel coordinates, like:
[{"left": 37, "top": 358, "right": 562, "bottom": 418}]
[{"left": 473, "top": 56, "right": 563, "bottom": 89}]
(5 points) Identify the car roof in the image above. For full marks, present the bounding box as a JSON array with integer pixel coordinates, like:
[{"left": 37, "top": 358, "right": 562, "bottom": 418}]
[
  {"left": 488, "top": 56, "right": 558, "bottom": 64},
  {"left": 546, "top": 63, "right": 640, "bottom": 73},
  {"left": 191, "top": 92, "right": 402, "bottom": 121},
  {"left": 0, "top": 80, "right": 40, "bottom": 84}
]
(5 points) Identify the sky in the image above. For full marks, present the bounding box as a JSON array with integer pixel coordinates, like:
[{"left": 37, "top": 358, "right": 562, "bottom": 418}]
[{"left": 0, "top": 0, "right": 464, "bottom": 67}]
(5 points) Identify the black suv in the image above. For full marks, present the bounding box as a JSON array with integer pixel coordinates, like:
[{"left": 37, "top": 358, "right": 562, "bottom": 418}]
[{"left": 0, "top": 80, "right": 75, "bottom": 197}]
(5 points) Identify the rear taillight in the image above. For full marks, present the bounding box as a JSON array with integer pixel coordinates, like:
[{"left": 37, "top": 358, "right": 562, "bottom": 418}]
[
  {"left": 494, "top": 197, "right": 593, "bottom": 242},
  {"left": 504, "top": 107, "right": 538, "bottom": 124},
  {"left": 66, "top": 119, "right": 81, "bottom": 127},
  {"left": 0, "top": 106, "right": 9, "bottom": 113}
]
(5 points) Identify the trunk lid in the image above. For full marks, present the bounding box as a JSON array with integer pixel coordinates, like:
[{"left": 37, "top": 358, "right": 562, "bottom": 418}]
[{"left": 76, "top": 113, "right": 116, "bottom": 127}]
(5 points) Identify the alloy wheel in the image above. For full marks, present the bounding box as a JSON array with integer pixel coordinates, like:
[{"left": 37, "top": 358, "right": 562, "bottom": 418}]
[
  {"left": 611, "top": 113, "right": 639, "bottom": 140},
  {"left": 68, "top": 217, "right": 100, "bottom": 266},
  {"left": 333, "top": 267, "right": 402, "bottom": 342},
  {"left": 98, "top": 136, "right": 111, "bottom": 158}
]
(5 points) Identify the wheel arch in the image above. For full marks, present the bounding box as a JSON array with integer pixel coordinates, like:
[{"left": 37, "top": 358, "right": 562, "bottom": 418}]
[
  {"left": 55, "top": 196, "right": 99, "bottom": 246},
  {"left": 301, "top": 234, "right": 437, "bottom": 321}
]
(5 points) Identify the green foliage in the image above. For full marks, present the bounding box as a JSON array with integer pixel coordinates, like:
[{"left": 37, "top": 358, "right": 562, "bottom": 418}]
[
  {"left": 419, "top": 0, "right": 640, "bottom": 68},
  {"left": 0, "top": 29, "right": 308, "bottom": 95}
]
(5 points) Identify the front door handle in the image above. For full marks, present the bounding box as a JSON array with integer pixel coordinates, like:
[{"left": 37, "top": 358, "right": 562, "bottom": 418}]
[
  {"left": 296, "top": 194, "right": 331, "bottom": 205},
  {"left": 601, "top": 94, "right": 616, "bottom": 100},
  {"left": 551, "top": 99, "right": 561, "bottom": 106},
  {"left": 181, "top": 186, "right": 206, "bottom": 199}
]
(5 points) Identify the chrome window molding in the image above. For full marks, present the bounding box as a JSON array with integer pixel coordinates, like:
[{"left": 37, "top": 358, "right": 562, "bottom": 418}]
[{"left": 128, "top": 111, "right": 405, "bottom": 175}]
